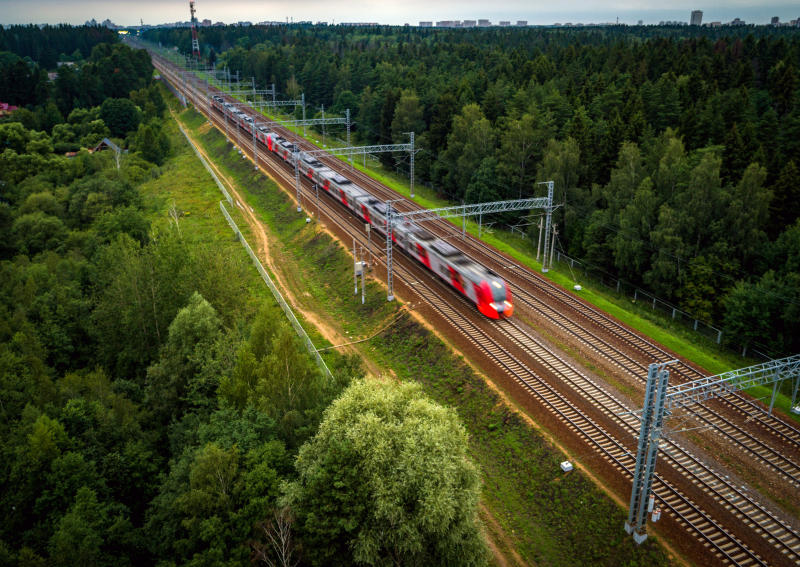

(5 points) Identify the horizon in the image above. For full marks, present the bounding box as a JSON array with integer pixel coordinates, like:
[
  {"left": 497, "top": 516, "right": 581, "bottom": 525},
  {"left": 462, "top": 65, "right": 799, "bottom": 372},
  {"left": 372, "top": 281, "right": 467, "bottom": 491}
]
[{"left": 1, "top": 1, "right": 799, "bottom": 28}]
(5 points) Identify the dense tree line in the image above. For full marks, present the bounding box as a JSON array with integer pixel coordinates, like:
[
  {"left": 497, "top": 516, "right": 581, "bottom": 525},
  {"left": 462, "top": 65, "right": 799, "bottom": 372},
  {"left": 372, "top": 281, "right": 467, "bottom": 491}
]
[
  {"left": 1, "top": 30, "right": 487, "bottom": 566},
  {"left": 145, "top": 24, "right": 800, "bottom": 355},
  {"left": 0, "top": 24, "right": 118, "bottom": 69},
  {"left": 1, "top": 40, "right": 152, "bottom": 123}
]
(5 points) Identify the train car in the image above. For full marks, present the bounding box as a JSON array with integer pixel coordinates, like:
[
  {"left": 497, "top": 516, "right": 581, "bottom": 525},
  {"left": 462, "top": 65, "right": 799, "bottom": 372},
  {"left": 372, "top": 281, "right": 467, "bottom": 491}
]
[
  {"left": 242, "top": 116, "right": 255, "bottom": 134},
  {"left": 277, "top": 139, "right": 294, "bottom": 161},
  {"left": 256, "top": 126, "right": 271, "bottom": 145},
  {"left": 208, "top": 91, "right": 512, "bottom": 319},
  {"left": 299, "top": 153, "right": 322, "bottom": 180},
  {"left": 395, "top": 225, "right": 513, "bottom": 319}
]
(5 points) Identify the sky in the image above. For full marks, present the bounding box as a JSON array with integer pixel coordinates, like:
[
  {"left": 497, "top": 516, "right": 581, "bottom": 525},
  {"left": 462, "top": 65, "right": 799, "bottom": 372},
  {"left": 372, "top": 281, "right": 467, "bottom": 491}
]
[{"left": 1, "top": 0, "right": 798, "bottom": 27}]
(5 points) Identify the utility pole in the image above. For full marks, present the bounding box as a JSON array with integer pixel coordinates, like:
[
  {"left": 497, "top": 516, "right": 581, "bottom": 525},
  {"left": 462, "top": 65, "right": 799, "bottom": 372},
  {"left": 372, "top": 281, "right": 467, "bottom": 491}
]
[
  {"left": 539, "top": 181, "right": 555, "bottom": 273},
  {"left": 360, "top": 245, "right": 366, "bottom": 304},
  {"left": 321, "top": 105, "right": 326, "bottom": 146},
  {"left": 353, "top": 239, "right": 358, "bottom": 296},
  {"left": 537, "top": 217, "right": 543, "bottom": 261},
  {"left": 405, "top": 131, "right": 415, "bottom": 198},
  {"left": 252, "top": 119, "right": 258, "bottom": 171},
  {"left": 293, "top": 144, "right": 302, "bottom": 212},
  {"left": 366, "top": 222, "right": 372, "bottom": 266},
  {"left": 625, "top": 362, "right": 673, "bottom": 544}
]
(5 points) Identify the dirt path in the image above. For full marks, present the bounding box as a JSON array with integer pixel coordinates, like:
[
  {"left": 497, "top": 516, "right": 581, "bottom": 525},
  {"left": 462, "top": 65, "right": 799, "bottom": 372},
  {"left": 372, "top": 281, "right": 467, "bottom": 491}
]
[
  {"left": 175, "top": 112, "right": 393, "bottom": 380},
  {"left": 175, "top": 112, "right": 346, "bottom": 345},
  {"left": 480, "top": 503, "right": 530, "bottom": 567}
]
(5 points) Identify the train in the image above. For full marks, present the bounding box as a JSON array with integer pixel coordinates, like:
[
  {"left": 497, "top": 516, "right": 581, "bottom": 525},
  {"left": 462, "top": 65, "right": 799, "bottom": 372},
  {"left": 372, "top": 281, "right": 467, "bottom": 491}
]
[{"left": 210, "top": 95, "right": 513, "bottom": 319}]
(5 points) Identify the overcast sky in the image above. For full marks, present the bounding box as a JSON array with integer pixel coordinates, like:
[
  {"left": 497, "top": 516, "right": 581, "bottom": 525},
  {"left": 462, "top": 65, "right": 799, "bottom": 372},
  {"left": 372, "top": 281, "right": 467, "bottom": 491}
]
[{"left": 1, "top": 0, "right": 798, "bottom": 27}]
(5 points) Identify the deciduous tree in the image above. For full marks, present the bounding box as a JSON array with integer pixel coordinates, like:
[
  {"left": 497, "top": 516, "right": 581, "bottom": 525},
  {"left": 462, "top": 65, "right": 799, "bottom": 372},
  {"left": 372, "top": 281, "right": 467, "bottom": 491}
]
[{"left": 285, "top": 379, "right": 487, "bottom": 567}]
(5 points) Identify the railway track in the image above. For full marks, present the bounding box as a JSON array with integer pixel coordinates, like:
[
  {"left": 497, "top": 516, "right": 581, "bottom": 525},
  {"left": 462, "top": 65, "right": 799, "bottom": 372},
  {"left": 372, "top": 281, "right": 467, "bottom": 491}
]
[
  {"left": 321, "top": 135, "right": 800, "bottom": 484},
  {"left": 295, "top": 137, "right": 800, "bottom": 489},
  {"left": 145, "top": 48, "right": 800, "bottom": 565}
]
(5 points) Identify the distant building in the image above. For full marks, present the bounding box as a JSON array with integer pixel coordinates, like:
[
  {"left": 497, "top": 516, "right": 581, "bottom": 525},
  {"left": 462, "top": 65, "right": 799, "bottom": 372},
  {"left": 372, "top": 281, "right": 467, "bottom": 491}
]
[
  {"left": 0, "top": 102, "right": 18, "bottom": 116},
  {"left": 93, "top": 138, "right": 123, "bottom": 155},
  {"left": 729, "top": 17, "right": 746, "bottom": 26},
  {"left": 691, "top": 10, "right": 702, "bottom": 25},
  {"left": 462, "top": 20, "right": 476, "bottom": 27},
  {"left": 499, "top": 21, "right": 510, "bottom": 26},
  {"left": 516, "top": 20, "right": 527, "bottom": 26},
  {"left": 477, "top": 19, "right": 491, "bottom": 27},
  {"left": 201, "top": 18, "right": 211, "bottom": 26},
  {"left": 419, "top": 21, "right": 433, "bottom": 27},
  {"left": 638, "top": 20, "right": 644, "bottom": 25},
  {"left": 771, "top": 16, "right": 780, "bottom": 26}
]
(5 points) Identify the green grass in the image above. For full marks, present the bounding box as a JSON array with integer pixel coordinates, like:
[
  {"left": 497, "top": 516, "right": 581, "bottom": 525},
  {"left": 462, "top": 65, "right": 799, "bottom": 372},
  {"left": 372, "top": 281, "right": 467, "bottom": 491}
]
[{"left": 172, "top": 102, "right": 679, "bottom": 567}]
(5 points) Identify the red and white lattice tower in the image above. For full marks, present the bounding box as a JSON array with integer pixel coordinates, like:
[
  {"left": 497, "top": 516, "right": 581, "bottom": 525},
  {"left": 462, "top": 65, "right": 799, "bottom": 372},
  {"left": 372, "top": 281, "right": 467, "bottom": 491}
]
[{"left": 189, "top": 0, "right": 200, "bottom": 59}]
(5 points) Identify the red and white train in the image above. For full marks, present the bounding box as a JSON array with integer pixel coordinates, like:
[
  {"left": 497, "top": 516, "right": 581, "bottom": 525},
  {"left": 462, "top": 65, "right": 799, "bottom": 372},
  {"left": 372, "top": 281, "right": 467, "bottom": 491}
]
[{"left": 211, "top": 96, "right": 513, "bottom": 319}]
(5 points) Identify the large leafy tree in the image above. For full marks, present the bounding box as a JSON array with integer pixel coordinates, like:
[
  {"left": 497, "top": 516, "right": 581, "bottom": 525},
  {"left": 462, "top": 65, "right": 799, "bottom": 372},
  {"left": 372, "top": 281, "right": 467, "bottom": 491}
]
[
  {"left": 436, "top": 103, "right": 496, "bottom": 200},
  {"left": 99, "top": 98, "right": 141, "bottom": 138},
  {"left": 219, "top": 308, "right": 345, "bottom": 449},
  {"left": 285, "top": 379, "right": 487, "bottom": 567},
  {"left": 145, "top": 408, "right": 287, "bottom": 565},
  {"left": 145, "top": 292, "right": 227, "bottom": 423}
]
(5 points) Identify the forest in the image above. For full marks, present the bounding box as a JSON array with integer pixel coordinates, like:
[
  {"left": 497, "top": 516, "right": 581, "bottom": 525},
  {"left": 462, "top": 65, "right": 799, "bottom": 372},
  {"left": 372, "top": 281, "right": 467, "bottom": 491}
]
[
  {"left": 143, "top": 24, "right": 800, "bottom": 356},
  {"left": 0, "top": 28, "right": 488, "bottom": 566}
]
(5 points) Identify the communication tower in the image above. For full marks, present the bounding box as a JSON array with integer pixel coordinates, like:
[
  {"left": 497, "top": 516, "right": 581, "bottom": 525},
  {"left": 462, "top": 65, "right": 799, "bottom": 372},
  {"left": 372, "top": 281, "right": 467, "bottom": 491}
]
[{"left": 189, "top": 1, "right": 200, "bottom": 59}]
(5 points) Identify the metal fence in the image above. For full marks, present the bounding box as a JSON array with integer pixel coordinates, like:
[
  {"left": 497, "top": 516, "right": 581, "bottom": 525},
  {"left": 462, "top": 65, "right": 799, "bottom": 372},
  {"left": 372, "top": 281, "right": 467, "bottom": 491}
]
[
  {"left": 552, "top": 250, "right": 725, "bottom": 345},
  {"left": 158, "top": 75, "right": 187, "bottom": 108},
  {"left": 174, "top": 111, "right": 332, "bottom": 380},
  {"left": 219, "top": 202, "right": 333, "bottom": 381},
  {"left": 175, "top": 123, "right": 233, "bottom": 206}
]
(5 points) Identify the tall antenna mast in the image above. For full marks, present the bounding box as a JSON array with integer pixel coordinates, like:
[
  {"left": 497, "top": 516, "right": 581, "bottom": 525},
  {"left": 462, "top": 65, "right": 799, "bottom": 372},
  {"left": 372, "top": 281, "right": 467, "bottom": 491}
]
[{"left": 189, "top": 0, "right": 200, "bottom": 60}]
